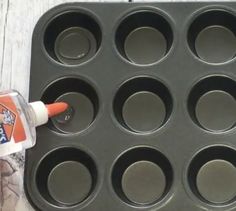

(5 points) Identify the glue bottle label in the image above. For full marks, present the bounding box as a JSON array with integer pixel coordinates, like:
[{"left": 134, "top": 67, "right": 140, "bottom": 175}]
[{"left": 0, "top": 95, "right": 26, "bottom": 144}]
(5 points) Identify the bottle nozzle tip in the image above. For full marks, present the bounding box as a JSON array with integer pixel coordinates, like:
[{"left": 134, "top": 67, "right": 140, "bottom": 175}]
[{"left": 46, "top": 102, "right": 69, "bottom": 118}]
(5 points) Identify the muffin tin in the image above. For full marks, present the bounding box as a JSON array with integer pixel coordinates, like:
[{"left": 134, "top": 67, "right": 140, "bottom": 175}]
[{"left": 24, "top": 2, "right": 236, "bottom": 211}]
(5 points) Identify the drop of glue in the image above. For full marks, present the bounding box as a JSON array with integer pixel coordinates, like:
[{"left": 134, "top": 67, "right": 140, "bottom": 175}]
[{"left": 54, "top": 106, "right": 74, "bottom": 124}]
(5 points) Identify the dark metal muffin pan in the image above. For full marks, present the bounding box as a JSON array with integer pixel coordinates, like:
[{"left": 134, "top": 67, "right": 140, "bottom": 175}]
[{"left": 24, "top": 2, "right": 236, "bottom": 211}]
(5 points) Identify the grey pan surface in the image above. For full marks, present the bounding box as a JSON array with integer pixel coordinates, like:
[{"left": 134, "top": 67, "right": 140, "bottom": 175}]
[
  {"left": 124, "top": 27, "right": 167, "bottom": 65},
  {"left": 47, "top": 161, "right": 92, "bottom": 205},
  {"left": 195, "top": 26, "right": 236, "bottom": 63},
  {"left": 122, "top": 91, "right": 166, "bottom": 132},
  {"left": 55, "top": 27, "right": 97, "bottom": 65},
  {"left": 121, "top": 161, "right": 166, "bottom": 205},
  {"left": 196, "top": 159, "right": 236, "bottom": 204},
  {"left": 195, "top": 90, "right": 236, "bottom": 131},
  {"left": 25, "top": 2, "right": 236, "bottom": 211}
]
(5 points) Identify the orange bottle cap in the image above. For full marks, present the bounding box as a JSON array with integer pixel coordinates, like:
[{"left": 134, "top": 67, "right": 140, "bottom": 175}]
[{"left": 46, "top": 102, "right": 69, "bottom": 118}]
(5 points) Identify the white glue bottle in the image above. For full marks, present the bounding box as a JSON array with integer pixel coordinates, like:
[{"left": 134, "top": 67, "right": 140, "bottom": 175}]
[{"left": 0, "top": 90, "right": 68, "bottom": 157}]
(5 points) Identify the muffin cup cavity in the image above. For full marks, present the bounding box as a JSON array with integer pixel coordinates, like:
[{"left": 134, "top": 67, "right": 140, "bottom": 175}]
[
  {"left": 188, "top": 76, "right": 236, "bottom": 132},
  {"left": 44, "top": 11, "right": 102, "bottom": 65},
  {"left": 188, "top": 10, "right": 236, "bottom": 63},
  {"left": 36, "top": 147, "right": 97, "bottom": 207},
  {"left": 113, "top": 77, "right": 172, "bottom": 133},
  {"left": 41, "top": 77, "right": 99, "bottom": 133},
  {"left": 188, "top": 146, "right": 236, "bottom": 205},
  {"left": 115, "top": 10, "right": 173, "bottom": 65},
  {"left": 112, "top": 147, "right": 173, "bottom": 206}
]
